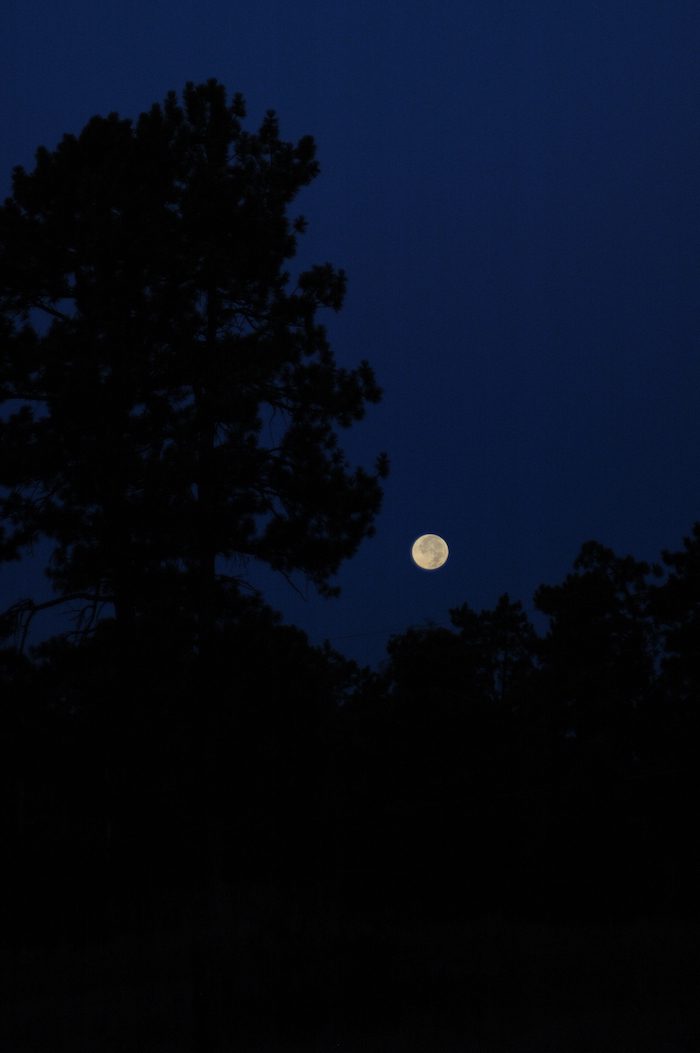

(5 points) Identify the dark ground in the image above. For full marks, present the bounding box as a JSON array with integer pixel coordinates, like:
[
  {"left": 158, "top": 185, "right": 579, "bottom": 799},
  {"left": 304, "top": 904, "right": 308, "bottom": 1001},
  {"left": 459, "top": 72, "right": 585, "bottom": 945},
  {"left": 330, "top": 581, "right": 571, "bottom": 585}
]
[{"left": 4, "top": 906, "right": 699, "bottom": 1051}]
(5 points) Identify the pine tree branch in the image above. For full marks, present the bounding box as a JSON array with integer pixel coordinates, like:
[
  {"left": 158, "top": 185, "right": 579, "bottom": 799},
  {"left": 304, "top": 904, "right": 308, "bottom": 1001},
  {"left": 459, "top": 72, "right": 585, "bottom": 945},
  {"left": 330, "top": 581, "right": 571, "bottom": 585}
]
[
  {"left": 3, "top": 592, "right": 115, "bottom": 652},
  {"left": 30, "top": 300, "right": 72, "bottom": 323}
]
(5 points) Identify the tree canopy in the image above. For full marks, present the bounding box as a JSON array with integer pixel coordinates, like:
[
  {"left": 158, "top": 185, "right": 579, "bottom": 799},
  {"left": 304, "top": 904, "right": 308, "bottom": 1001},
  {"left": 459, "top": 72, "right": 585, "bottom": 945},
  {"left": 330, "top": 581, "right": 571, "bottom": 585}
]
[{"left": 0, "top": 79, "right": 387, "bottom": 650}]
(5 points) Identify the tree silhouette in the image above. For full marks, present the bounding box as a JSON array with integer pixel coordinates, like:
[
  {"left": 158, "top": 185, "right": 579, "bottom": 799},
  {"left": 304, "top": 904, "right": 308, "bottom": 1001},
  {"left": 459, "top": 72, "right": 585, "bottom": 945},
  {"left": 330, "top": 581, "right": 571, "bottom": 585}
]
[
  {"left": 0, "top": 79, "right": 388, "bottom": 653},
  {"left": 534, "top": 540, "right": 659, "bottom": 737},
  {"left": 651, "top": 522, "right": 700, "bottom": 707},
  {"left": 449, "top": 593, "right": 537, "bottom": 707},
  {"left": 530, "top": 541, "right": 668, "bottom": 917}
]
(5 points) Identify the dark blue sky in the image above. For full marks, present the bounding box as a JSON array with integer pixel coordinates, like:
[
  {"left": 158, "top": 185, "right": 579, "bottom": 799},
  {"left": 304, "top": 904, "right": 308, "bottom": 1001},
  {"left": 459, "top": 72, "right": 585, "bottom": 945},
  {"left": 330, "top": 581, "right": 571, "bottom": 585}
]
[{"left": 2, "top": 1, "right": 699, "bottom": 667}]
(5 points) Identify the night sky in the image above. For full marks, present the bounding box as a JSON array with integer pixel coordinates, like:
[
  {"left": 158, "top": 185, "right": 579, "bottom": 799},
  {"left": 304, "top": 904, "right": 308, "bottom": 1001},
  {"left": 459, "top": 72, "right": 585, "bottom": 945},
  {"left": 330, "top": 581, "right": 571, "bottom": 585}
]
[{"left": 2, "top": 1, "right": 699, "bottom": 668}]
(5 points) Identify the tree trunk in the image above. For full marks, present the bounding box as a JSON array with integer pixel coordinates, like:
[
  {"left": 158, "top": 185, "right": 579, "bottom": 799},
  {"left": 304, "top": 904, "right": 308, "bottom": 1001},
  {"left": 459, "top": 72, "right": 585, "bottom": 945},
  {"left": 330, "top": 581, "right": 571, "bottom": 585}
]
[{"left": 195, "top": 284, "right": 219, "bottom": 665}]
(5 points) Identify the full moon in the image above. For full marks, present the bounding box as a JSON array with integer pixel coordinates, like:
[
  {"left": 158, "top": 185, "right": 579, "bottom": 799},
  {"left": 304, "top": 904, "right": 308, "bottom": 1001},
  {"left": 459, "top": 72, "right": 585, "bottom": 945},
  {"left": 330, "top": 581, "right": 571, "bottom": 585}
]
[{"left": 411, "top": 533, "right": 449, "bottom": 571}]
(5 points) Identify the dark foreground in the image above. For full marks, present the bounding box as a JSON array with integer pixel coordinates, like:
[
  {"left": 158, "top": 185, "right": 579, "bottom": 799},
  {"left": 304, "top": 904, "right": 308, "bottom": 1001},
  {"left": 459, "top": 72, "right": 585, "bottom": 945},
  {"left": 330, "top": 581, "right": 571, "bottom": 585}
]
[{"left": 3, "top": 909, "right": 699, "bottom": 1052}]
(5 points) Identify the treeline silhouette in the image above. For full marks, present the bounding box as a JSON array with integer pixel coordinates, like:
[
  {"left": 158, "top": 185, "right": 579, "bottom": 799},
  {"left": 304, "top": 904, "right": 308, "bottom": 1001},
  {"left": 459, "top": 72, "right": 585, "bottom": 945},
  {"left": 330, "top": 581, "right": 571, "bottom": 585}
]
[{"left": 2, "top": 527, "right": 699, "bottom": 1048}]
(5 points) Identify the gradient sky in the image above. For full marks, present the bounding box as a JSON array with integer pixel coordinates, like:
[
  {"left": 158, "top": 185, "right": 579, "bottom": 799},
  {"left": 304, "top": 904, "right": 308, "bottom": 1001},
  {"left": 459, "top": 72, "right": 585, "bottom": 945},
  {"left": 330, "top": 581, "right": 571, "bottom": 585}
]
[{"left": 2, "top": 1, "right": 699, "bottom": 668}]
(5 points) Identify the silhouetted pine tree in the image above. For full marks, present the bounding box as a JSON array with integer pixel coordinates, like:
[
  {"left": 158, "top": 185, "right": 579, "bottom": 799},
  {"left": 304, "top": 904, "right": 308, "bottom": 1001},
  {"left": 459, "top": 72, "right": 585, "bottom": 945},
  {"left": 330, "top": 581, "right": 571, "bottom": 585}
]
[{"left": 0, "top": 79, "right": 387, "bottom": 656}]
